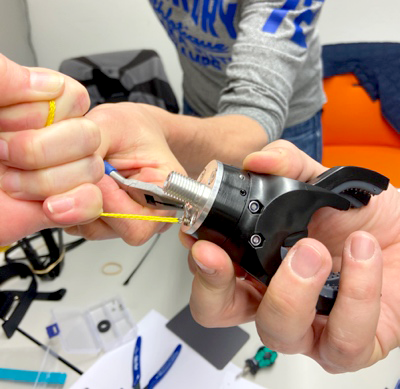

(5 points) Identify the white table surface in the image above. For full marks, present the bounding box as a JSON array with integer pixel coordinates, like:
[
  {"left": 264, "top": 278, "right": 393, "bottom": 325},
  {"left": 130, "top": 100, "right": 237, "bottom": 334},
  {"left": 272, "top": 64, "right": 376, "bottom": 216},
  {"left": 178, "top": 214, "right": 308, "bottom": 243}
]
[{"left": 0, "top": 225, "right": 399, "bottom": 389}]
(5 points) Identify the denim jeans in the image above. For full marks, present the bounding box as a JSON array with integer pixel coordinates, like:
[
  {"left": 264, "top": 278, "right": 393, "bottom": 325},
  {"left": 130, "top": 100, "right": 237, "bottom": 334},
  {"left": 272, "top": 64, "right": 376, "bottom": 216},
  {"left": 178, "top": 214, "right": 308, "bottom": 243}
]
[
  {"left": 280, "top": 111, "right": 322, "bottom": 162},
  {"left": 183, "top": 100, "right": 323, "bottom": 163}
]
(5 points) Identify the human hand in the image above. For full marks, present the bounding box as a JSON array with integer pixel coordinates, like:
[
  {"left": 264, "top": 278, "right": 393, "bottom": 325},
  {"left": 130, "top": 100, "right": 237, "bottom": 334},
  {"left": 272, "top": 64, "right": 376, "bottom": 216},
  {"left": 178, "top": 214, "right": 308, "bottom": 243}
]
[
  {"left": 181, "top": 139, "right": 400, "bottom": 373},
  {"left": 64, "top": 102, "right": 186, "bottom": 244},
  {"left": 0, "top": 54, "right": 104, "bottom": 245}
]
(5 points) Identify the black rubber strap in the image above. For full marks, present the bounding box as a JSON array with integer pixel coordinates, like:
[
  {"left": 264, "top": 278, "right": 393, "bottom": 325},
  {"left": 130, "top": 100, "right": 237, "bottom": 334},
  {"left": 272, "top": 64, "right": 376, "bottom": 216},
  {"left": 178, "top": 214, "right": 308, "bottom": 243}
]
[
  {"left": 0, "top": 263, "right": 37, "bottom": 338},
  {"left": 0, "top": 263, "right": 66, "bottom": 338}
]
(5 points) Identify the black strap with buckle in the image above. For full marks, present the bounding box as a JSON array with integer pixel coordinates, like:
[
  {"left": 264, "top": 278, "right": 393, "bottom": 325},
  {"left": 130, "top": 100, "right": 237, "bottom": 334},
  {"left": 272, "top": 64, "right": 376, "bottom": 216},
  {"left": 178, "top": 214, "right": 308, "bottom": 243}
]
[{"left": 0, "top": 263, "right": 66, "bottom": 338}]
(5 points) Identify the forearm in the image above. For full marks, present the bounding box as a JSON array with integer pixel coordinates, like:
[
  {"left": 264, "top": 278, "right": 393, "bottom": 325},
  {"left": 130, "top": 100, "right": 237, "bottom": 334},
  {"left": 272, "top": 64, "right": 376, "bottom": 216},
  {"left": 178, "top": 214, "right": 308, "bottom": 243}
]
[{"left": 142, "top": 105, "right": 268, "bottom": 177}]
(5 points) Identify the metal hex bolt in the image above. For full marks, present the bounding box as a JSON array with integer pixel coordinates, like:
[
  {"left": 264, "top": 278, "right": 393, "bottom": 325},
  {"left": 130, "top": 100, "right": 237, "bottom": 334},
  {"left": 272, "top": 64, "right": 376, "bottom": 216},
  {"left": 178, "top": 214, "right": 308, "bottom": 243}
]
[
  {"left": 249, "top": 200, "right": 261, "bottom": 213},
  {"left": 250, "top": 234, "right": 263, "bottom": 247}
]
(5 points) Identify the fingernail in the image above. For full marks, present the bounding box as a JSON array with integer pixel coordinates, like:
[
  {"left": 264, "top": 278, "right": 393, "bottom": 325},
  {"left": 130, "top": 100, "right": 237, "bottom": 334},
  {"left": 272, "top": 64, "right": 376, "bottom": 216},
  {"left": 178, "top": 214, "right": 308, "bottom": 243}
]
[
  {"left": 350, "top": 234, "right": 375, "bottom": 261},
  {"left": 193, "top": 259, "right": 216, "bottom": 275},
  {"left": 289, "top": 244, "right": 322, "bottom": 279},
  {"left": 0, "top": 139, "right": 9, "bottom": 160},
  {"left": 47, "top": 197, "right": 75, "bottom": 214},
  {"left": 1, "top": 172, "right": 21, "bottom": 192},
  {"left": 30, "top": 71, "right": 64, "bottom": 93}
]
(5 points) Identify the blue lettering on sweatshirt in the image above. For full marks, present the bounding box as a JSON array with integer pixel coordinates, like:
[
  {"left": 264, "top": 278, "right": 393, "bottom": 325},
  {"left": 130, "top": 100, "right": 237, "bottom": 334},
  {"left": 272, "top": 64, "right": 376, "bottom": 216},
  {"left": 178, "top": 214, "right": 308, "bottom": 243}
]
[
  {"left": 172, "top": 0, "right": 189, "bottom": 12},
  {"left": 156, "top": 0, "right": 237, "bottom": 39},
  {"left": 262, "top": 0, "right": 324, "bottom": 48},
  {"left": 150, "top": 0, "right": 234, "bottom": 71}
]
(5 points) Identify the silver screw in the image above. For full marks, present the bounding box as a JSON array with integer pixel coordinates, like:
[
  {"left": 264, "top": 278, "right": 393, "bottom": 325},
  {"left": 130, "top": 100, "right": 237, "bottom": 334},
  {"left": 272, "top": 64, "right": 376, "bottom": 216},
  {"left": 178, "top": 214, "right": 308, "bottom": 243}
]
[
  {"left": 164, "top": 172, "right": 211, "bottom": 209},
  {"left": 250, "top": 234, "right": 262, "bottom": 247},
  {"left": 249, "top": 200, "right": 260, "bottom": 213}
]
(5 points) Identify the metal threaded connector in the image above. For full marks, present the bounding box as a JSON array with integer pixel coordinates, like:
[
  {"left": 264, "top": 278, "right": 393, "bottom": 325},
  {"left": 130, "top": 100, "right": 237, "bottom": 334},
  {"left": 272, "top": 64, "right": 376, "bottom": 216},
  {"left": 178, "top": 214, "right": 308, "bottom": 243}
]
[{"left": 163, "top": 172, "right": 211, "bottom": 209}]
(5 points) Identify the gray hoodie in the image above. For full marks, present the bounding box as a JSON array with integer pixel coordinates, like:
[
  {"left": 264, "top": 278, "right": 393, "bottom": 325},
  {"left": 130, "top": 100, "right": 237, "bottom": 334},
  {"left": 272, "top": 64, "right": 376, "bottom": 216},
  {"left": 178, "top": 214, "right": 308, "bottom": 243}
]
[{"left": 149, "top": 0, "right": 326, "bottom": 141}]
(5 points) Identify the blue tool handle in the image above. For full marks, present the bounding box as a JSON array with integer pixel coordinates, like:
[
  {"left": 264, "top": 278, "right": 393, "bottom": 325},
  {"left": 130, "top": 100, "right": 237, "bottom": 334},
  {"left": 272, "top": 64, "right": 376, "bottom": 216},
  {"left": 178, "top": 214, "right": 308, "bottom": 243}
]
[
  {"left": 133, "top": 336, "right": 142, "bottom": 388},
  {"left": 104, "top": 160, "right": 117, "bottom": 175},
  {"left": 147, "top": 344, "right": 182, "bottom": 389}
]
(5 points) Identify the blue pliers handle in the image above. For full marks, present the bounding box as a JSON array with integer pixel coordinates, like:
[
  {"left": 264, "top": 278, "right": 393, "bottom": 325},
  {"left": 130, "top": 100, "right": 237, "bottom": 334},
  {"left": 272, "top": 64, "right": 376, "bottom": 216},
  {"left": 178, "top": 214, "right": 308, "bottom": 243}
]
[{"left": 133, "top": 336, "right": 182, "bottom": 389}]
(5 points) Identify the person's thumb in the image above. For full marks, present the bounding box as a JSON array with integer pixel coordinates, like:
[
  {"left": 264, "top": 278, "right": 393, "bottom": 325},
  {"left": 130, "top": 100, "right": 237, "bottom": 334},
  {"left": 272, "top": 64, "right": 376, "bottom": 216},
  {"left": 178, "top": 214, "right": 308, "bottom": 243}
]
[
  {"left": 0, "top": 54, "right": 65, "bottom": 106},
  {"left": 189, "top": 240, "right": 237, "bottom": 327}
]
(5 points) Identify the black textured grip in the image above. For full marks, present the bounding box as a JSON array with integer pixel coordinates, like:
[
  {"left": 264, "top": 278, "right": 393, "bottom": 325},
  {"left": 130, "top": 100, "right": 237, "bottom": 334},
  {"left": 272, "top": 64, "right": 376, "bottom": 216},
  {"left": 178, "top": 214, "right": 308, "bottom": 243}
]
[
  {"left": 316, "top": 272, "right": 340, "bottom": 315},
  {"left": 310, "top": 166, "right": 389, "bottom": 314},
  {"left": 309, "top": 166, "right": 389, "bottom": 208}
]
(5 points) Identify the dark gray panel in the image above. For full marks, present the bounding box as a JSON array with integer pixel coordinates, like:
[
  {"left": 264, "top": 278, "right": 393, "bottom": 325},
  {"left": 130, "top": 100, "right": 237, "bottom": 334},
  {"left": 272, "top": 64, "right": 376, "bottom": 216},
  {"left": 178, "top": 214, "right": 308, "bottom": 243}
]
[{"left": 167, "top": 304, "right": 249, "bottom": 370}]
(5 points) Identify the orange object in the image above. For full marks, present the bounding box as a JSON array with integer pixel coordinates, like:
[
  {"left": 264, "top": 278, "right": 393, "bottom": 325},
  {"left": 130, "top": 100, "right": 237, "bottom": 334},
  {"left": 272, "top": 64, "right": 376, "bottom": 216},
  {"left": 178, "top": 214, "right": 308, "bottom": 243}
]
[{"left": 322, "top": 73, "right": 400, "bottom": 187}]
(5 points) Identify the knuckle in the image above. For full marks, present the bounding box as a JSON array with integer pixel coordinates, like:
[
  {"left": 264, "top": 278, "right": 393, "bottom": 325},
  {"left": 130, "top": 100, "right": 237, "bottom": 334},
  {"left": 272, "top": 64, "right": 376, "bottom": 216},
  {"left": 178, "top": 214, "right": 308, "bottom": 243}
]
[
  {"left": 327, "top": 332, "right": 366, "bottom": 363},
  {"left": 265, "top": 288, "right": 301, "bottom": 319},
  {"left": 256, "top": 323, "right": 296, "bottom": 354},
  {"left": 26, "top": 110, "right": 46, "bottom": 129},
  {"left": 342, "top": 282, "right": 377, "bottom": 303},
  {"left": 189, "top": 288, "right": 236, "bottom": 328},
  {"left": 78, "top": 117, "right": 98, "bottom": 133},
  {"left": 81, "top": 120, "right": 101, "bottom": 151},
  {"left": 87, "top": 104, "right": 114, "bottom": 125},
  {"left": 64, "top": 226, "right": 80, "bottom": 236},
  {"left": 38, "top": 170, "right": 54, "bottom": 195},
  {"left": 189, "top": 306, "right": 215, "bottom": 328},
  {"left": 72, "top": 89, "right": 91, "bottom": 116},
  {"left": 271, "top": 139, "right": 290, "bottom": 149},
  {"left": 193, "top": 315, "right": 208, "bottom": 327},
  {"left": 122, "top": 228, "right": 151, "bottom": 247},
  {"left": 257, "top": 335, "right": 287, "bottom": 354},
  {"left": 66, "top": 78, "right": 90, "bottom": 115},
  {"left": 90, "top": 155, "right": 105, "bottom": 182},
  {"left": 13, "top": 131, "right": 43, "bottom": 169},
  {"left": 80, "top": 227, "right": 101, "bottom": 241}
]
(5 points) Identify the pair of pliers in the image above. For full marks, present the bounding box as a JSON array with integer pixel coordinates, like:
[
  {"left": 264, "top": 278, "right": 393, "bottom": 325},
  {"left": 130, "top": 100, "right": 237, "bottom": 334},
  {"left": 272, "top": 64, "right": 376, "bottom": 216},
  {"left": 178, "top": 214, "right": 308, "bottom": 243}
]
[
  {"left": 132, "top": 336, "right": 182, "bottom": 389},
  {"left": 104, "top": 161, "right": 183, "bottom": 210}
]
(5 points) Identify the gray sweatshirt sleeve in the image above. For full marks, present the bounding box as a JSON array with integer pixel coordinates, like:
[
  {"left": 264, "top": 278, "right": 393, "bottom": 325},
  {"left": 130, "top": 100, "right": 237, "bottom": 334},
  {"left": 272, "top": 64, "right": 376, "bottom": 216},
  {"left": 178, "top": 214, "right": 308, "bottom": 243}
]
[{"left": 217, "top": 0, "right": 325, "bottom": 141}]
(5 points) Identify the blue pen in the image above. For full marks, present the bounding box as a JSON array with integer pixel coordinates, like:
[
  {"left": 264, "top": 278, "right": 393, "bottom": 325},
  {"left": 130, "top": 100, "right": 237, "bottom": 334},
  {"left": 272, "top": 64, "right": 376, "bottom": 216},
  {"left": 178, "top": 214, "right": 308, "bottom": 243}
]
[{"left": 132, "top": 336, "right": 182, "bottom": 389}]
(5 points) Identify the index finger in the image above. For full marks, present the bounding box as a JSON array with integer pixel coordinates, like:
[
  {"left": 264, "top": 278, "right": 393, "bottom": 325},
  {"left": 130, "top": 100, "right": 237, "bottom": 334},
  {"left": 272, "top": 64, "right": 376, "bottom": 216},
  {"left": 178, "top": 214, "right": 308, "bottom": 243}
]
[
  {"left": 0, "top": 54, "right": 65, "bottom": 106},
  {"left": 243, "top": 139, "right": 326, "bottom": 183}
]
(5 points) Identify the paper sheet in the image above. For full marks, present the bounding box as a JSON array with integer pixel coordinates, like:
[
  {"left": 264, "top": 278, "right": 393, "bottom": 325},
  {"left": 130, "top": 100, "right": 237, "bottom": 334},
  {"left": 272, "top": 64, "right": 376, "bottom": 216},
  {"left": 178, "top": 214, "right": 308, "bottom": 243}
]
[{"left": 71, "top": 310, "right": 267, "bottom": 389}]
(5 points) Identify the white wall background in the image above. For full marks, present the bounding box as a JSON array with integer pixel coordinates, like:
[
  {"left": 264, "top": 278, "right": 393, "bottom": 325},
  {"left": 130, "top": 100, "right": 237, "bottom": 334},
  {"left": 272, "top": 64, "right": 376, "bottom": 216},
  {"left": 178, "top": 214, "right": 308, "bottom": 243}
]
[
  {"left": 0, "top": 0, "right": 37, "bottom": 66},
  {"left": 23, "top": 0, "right": 400, "bottom": 106},
  {"left": 1, "top": 0, "right": 399, "bottom": 105},
  {"left": 318, "top": 0, "right": 400, "bottom": 44},
  {"left": 27, "top": 0, "right": 184, "bottom": 103}
]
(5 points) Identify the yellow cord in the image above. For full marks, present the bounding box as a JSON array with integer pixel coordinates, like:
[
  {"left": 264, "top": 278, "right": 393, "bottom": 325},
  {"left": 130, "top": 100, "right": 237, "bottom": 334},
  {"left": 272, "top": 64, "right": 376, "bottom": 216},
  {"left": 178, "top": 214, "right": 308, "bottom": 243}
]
[
  {"left": 45, "top": 100, "right": 56, "bottom": 127},
  {"left": 100, "top": 212, "right": 181, "bottom": 224}
]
